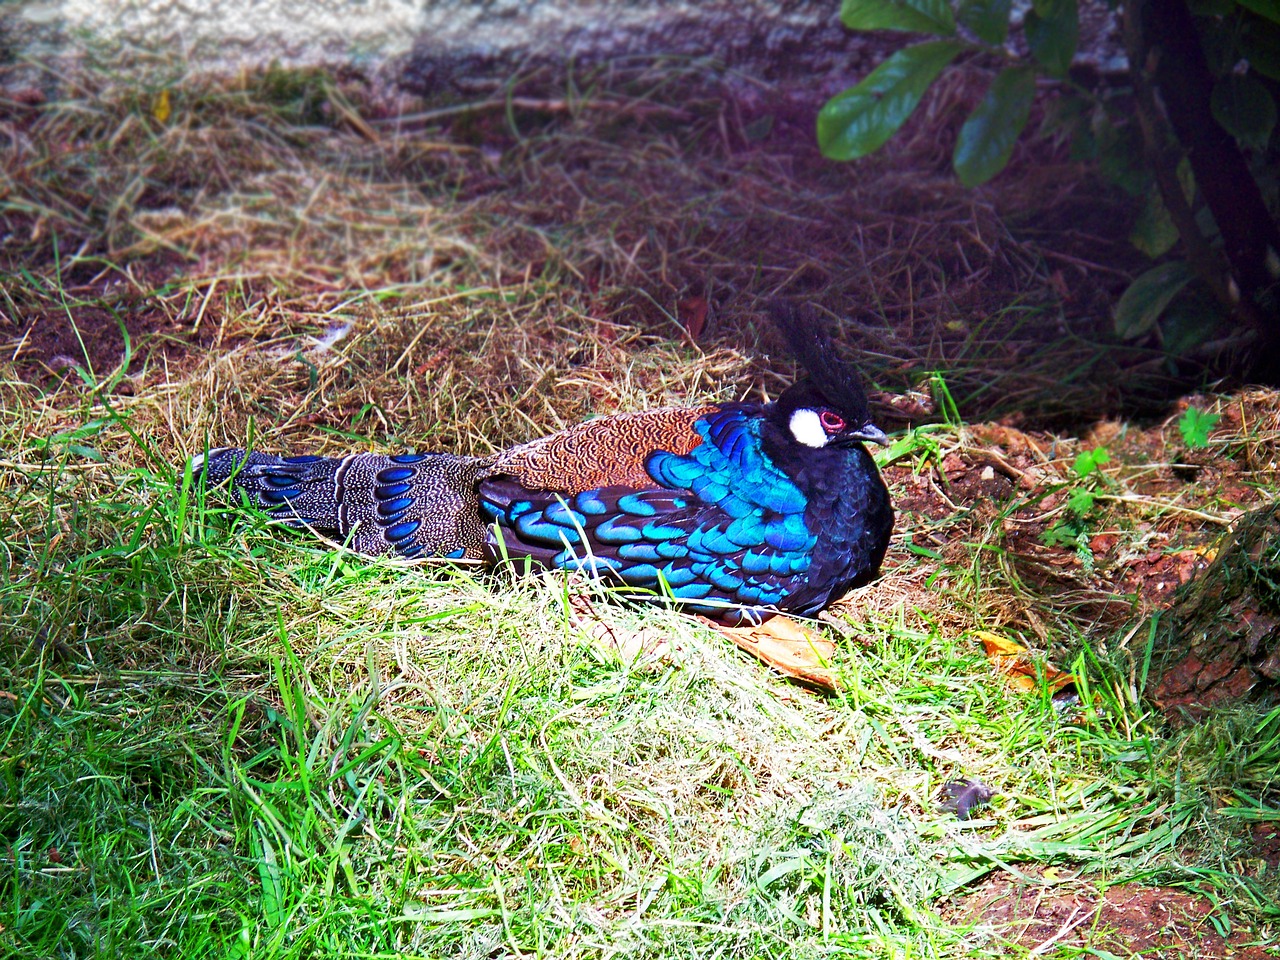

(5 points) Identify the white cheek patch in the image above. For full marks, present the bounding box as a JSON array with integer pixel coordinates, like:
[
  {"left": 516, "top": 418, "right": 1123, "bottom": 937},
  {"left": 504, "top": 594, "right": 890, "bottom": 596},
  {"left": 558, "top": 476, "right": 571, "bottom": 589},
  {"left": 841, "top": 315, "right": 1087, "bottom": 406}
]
[{"left": 789, "top": 408, "right": 829, "bottom": 448}]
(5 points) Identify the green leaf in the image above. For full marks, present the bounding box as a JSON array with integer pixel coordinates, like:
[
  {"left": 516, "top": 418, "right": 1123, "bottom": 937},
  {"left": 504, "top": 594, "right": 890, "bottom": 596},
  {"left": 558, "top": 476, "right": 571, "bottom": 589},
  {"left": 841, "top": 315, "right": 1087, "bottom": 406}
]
[
  {"left": 1073, "top": 447, "right": 1110, "bottom": 479},
  {"left": 1129, "top": 187, "right": 1179, "bottom": 258},
  {"left": 1039, "top": 93, "right": 1089, "bottom": 140},
  {"left": 743, "top": 114, "right": 775, "bottom": 141},
  {"left": 1159, "top": 285, "right": 1230, "bottom": 354},
  {"left": 63, "top": 444, "right": 103, "bottom": 462},
  {"left": 1199, "top": 13, "right": 1244, "bottom": 75},
  {"left": 841, "top": 0, "right": 957, "bottom": 34},
  {"left": 1025, "top": 0, "right": 1079, "bottom": 76},
  {"left": 818, "top": 40, "right": 964, "bottom": 160},
  {"left": 1095, "top": 115, "right": 1150, "bottom": 196},
  {"left": 1237, "top": 0, "right": 1280, "bottom": 25},
  {"left": 1242, "top": 17, "right": 1280, "bottom": 81},
  {"left": 1179, "top": 407, "right": 1221, "bottom": 449},
  {"left": 1114, "top": 260, "right": 1195, "bottom": 339},
  {"left": 755, "top": 855, "right": 814, "bottom": 890},
  {"left": 253, "top": 823, "right": 285, "bottom": 926},
  {"left": 1130, "top": 160, "right": 1195, "bottom": 258},
  {"left": 953, "top": 66, "right": 1037, "bottom": 186},
  {"left": 1210, "top": 75, "right": 1277, "bottom": 151},
  {"left": 1067, "top": 487, "right": 1096, "bottom": 516},
  {"left": 1042, "top": 520, "right": 1084, "bottom": 548},
  {"left": 958, "top": 0, "right": 1013, "bottom": 43}
]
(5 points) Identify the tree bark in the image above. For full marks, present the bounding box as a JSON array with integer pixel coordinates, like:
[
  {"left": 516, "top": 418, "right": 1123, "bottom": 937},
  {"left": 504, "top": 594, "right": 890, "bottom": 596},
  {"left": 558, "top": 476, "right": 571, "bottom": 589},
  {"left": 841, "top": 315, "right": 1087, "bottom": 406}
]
[{"left": 1152, "top": 503, "right": 1280, "bottom": 717}]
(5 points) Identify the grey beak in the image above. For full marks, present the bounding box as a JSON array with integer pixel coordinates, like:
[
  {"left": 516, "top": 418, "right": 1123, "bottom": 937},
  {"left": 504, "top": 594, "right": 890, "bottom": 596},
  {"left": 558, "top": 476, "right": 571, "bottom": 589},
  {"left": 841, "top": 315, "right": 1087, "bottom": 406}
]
[{"left": 849, "top": 422, "right": 889, "bottom": 446}]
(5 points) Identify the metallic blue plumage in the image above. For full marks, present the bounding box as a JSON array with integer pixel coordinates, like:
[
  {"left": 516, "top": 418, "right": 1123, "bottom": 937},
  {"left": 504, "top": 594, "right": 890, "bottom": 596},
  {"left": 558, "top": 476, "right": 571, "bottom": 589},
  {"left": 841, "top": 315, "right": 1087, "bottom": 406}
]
[
  {"left": 385, "top": 519, "right": 421, "bottom": 541},
  {"left": 475, "top": 404, "right": 883, "bottom": 625},
  {"left": 377, "top": 466, "right": 415, "bottom": 483},
  {"left": 377, "top": 496, "right": 415, "bottom": 517}
]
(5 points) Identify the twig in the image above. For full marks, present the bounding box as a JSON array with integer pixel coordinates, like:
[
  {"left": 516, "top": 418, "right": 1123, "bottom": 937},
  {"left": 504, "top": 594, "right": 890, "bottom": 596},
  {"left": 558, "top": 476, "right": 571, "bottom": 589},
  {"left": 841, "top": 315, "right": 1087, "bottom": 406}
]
[
  {"left": 377, "top": 97, "right": 693, "bottom": 126},
  {"left": 1032, "top": 247, "right": 1134, "bottom": 280},
  {"left": 1095, "top": 493, "right": 1236, "bottom": 526},
  {"left": 1027, "top": 905, "right": 1091, "bottom": 957}
]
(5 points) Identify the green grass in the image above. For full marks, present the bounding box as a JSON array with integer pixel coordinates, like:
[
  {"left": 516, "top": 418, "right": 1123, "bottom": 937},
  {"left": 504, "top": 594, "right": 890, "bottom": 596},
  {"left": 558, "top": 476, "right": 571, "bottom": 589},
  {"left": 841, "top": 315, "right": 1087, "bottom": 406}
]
[{"left": 2, "top": 412, "right": 1277, "bottom": 958}]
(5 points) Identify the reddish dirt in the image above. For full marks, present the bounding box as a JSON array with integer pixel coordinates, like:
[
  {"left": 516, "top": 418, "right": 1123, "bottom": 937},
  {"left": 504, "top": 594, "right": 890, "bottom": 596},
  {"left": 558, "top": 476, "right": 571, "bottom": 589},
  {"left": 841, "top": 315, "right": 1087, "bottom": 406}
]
[
  {"left": 1253, "top": 823, "right": 1280, "bottom": 875},
  {"left": 888, "top": 406, "right": 1275, "bottom": 612},
  {"left": 947, "top": 866, "right": 1278, "bottom": 958},
  {"left": 2, "top": 299, "right": 200, "bottom": 389},
  {"left": 0, "top": 244, "right": 210, "bottom": 389}
]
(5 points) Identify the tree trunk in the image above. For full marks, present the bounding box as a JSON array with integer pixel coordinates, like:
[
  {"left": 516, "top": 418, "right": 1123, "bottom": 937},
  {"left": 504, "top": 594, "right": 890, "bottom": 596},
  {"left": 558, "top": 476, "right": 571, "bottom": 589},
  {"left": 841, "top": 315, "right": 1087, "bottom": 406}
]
[
  {"left": 1152, "top": 503, "right": 1280, "bottom": 717},
  {"left": 1137, "top": 0, "right": 1280, "bottom": 369}
]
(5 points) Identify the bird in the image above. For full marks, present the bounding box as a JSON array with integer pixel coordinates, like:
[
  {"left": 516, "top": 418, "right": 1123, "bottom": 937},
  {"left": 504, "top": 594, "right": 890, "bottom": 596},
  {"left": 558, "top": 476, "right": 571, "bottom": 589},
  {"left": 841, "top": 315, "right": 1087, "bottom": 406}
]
[{"left": 194, "top": 303, "right": 894, "bottom": 628}]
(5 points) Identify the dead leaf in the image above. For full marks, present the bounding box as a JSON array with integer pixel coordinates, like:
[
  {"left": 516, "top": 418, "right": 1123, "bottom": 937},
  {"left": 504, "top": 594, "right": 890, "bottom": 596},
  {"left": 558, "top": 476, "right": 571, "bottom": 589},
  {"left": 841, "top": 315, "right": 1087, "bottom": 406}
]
[
  {"left": 875, "top": 388, "right": 936, "bottom": 419},
  {"left": 567, "top": 595, "right": 672, "bottom": 665},
  {"left": 561, "top": 595, "right": 840, "bottom": 691},
  {"left": 677, "top": 296, "right": 708, "bottom": 342},
  {"left": 974, "top": 630, "right": 1076, "bottom": 694},
  {"left": 152, "top": 89, "right": 171, "bottom": 124},
  {"left": 704, "top": 614, "right": 839, "bottom": 691},
  {"left": 1090, "top": 533, "right": 1118, "bottom": 553}
]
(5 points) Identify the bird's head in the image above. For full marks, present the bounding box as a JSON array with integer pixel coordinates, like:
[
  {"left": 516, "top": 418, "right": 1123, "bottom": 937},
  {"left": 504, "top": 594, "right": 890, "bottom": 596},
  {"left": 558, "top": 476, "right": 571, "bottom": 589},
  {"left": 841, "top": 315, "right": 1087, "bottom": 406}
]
[
  {"left": 768, "top": 302, "right": 888, "bottom": 450},
  {"left": 774, "top": 379, "right": 889, "bottom": 449}
]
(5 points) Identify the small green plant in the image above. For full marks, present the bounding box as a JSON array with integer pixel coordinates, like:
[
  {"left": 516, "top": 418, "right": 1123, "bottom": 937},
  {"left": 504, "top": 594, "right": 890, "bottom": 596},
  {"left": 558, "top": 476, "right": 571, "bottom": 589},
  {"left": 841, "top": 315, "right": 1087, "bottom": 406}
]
[
  {"left": 1065, "top": 485, "right": 1096, "bottom": 516},
  {"left": 1042, "top": 445, "right": 1111, "bottom": 571},
  {"left": 1178, "top": 405, "right": 1221, "bottom": 449},
  {"left": 877, "top": 373, "right": 961, "bottom": 473},
  {"left": 1072, "top": 446, "right": 1111, "bottom": 479}
]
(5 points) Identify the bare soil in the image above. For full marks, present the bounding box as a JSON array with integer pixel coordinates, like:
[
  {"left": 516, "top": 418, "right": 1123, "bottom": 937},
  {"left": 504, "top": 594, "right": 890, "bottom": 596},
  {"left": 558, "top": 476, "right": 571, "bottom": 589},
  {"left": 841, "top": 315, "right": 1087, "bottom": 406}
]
[
  {"left": 948, "top": 863, "right": 1279, "bottom": 958},
  {"left": 2, "top": 290, "right": 206, "bottom": 389},
  {"left": 879, "top": 390, "right": 1279, "bottom": 633}
]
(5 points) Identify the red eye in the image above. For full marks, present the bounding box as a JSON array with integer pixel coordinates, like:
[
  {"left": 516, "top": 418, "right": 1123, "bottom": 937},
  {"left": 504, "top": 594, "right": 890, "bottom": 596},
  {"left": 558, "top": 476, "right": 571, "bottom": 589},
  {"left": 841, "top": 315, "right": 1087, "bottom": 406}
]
[{"left": 819, "top": 410, "right": 846, "bottom": 433}]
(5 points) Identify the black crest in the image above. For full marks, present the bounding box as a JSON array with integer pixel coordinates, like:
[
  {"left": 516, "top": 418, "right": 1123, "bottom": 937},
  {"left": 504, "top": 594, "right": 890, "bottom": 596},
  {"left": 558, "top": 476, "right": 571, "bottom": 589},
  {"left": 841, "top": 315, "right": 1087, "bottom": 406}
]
[{"left": 767, "top": 301, "right": 872, "bottom": 421}]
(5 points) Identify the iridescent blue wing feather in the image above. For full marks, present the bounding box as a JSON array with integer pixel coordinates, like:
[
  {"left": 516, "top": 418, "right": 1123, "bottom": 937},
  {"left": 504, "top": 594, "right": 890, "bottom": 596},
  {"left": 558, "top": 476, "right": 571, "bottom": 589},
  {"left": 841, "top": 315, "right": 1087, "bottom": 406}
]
[{"left": 478, "top": 407, "right": 820, "bottom": 625}]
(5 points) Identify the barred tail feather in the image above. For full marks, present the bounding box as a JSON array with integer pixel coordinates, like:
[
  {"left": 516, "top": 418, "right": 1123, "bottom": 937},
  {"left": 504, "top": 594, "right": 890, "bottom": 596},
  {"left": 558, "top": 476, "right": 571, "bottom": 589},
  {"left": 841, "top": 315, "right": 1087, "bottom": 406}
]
[
  {"left": 193, "top": 447, "right": 488, "bottom": 560},
  {"left": 194, "top": 448, "right": 344, "bottom": 530}
]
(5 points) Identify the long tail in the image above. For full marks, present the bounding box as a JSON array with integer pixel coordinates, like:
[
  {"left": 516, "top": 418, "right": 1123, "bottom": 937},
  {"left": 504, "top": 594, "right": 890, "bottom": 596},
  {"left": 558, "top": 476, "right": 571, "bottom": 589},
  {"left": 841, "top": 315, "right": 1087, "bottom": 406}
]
[{"left": 193, "top": 448, "right": 488, "bottom": 559}]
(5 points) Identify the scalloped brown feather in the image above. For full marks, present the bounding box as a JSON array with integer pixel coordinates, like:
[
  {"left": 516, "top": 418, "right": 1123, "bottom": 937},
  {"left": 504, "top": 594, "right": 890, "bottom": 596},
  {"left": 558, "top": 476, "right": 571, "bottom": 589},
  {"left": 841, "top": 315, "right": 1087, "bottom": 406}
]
[{"left": 486, "top": 405, "right": 714, "bottom": 493}]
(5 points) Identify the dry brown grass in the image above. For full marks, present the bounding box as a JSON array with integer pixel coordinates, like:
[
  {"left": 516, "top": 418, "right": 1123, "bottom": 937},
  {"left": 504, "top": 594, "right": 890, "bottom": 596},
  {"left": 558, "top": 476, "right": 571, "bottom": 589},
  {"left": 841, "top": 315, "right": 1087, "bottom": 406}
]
[
  {"left": 2, "top": 55, "right": 1275, "bottom": 645},
  {"left": 2, "top": 54, "right": 1276, "bottom": 654},
  {"left": 2, "top": 54, "right": 1179, "bottom": 441}
]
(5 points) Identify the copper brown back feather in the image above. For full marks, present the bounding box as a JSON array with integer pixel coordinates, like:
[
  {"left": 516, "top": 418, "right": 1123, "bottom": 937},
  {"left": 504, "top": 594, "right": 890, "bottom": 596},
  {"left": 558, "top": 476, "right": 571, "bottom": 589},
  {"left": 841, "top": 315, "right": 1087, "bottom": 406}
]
[{"left": 486, "top": 406, "right": 713, "bottom": 493}]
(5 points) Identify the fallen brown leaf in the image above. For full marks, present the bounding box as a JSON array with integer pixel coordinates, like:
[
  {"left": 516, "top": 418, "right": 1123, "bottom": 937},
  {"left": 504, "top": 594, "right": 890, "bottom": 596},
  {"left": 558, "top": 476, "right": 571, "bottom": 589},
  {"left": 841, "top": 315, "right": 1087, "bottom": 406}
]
[
  {"left": 678, "top": 296, "right": 708, "bottom": 343},
  {"left": 974, "top": 630, "right": 1076, "bottom": 694},
  {"left": 566, "top": 595, "right": 839, "bottom": 692},
  {"left": 704, "top": 614, "right": 840, "bottom": 692},
  {"left": 568, "top": 594, "right": 670, "bottom": 665}
]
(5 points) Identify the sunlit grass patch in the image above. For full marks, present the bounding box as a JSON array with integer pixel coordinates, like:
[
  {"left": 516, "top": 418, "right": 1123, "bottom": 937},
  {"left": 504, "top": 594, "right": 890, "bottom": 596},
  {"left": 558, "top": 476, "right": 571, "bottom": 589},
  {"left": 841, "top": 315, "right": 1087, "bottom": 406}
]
[{"left": 4, "top": 432, "right": 1279, "bottom": 957}]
